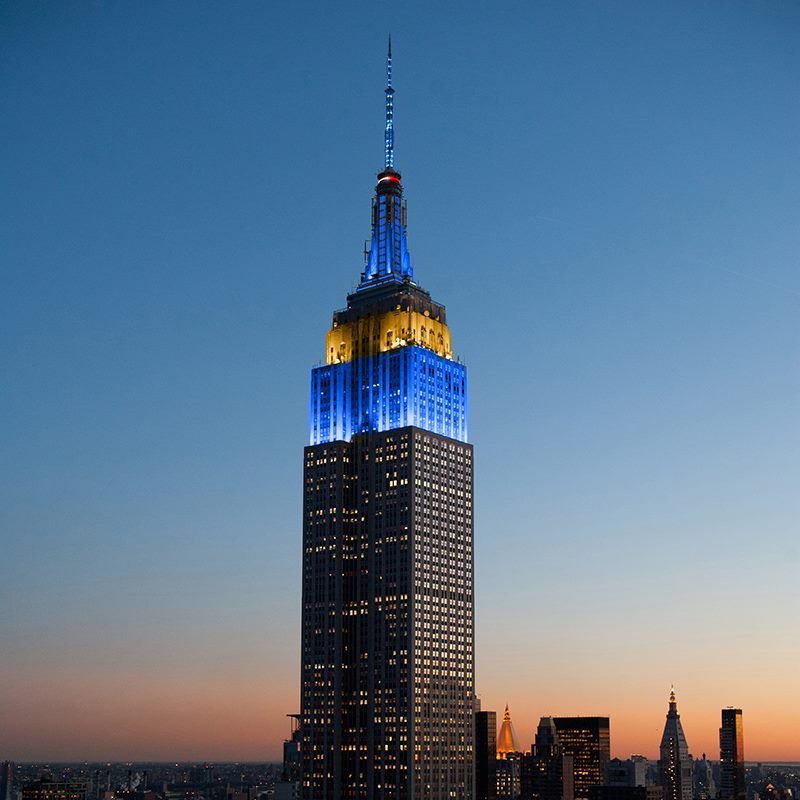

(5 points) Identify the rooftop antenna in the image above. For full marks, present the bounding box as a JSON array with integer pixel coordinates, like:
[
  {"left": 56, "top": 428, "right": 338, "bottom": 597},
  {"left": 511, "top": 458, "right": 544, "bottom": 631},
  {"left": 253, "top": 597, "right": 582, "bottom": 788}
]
[{"left": 385, "top": 35, "right": 394, "bottom": 170}]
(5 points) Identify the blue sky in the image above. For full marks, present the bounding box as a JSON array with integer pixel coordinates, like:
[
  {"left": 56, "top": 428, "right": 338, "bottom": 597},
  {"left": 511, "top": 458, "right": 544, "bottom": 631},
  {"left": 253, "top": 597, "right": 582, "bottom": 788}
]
[{"left": 1, "top": 1, "right": 799, "bottom": 760}]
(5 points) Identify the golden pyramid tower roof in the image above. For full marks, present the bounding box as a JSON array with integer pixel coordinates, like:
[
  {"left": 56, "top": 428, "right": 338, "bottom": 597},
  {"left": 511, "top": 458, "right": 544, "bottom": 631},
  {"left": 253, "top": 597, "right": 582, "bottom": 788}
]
[{"left": 496, "top": 704, "right": 521, "bottom": 756}]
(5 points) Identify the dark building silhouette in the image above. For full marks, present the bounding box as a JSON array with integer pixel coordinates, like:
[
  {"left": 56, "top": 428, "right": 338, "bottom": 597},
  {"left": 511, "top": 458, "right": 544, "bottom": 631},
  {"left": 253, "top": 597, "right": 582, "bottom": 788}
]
[
  {"left": 588, "top": 787, "right": 663, "bottom": 800},
  {"left": 521, "top": 717, "right": 574, "bottom": 800},
  {"left": 276, "top": 714, "right": 302, "bottom": 800},
  {"left": 1, "top": 763, "right": 13, "bottom": 800},
  {"left": 300, "top": 41, "right": 474, "bottom": 800},
  {"left": 553, "top": 718, "right": 611, "bottom": 800},
  {"left": 476, "top": 710, "right": 498, "bottom": 800},
  {"left": 693, "top": 754, "right": 716, "bottom": 800},
  {"left": 658, "top": 689, "right": 693, "bottom": 800},
  {"left": 719, "top": 709, "right": 745, "bottom": 800},
  {"left": 605, "top": 757, "right": 648, "bottom": 788}
]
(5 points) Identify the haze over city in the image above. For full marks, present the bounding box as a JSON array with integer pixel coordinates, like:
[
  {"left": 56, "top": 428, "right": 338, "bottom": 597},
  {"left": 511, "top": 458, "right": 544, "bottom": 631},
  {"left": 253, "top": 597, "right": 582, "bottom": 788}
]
[{"left": 2, "top": 0, "right": 799, "bottom": 766}]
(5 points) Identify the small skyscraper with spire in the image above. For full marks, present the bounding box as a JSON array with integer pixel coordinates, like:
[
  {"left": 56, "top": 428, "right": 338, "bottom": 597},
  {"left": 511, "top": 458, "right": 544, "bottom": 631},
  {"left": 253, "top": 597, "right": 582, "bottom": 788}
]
[
  {"left": 658, "top": 689, "right": 693, "bottom": 800},
  {"left": 496, "top": 706, "right": 522, "bottom": 799},
  {"left": 300, "top": 41, "right": 474, "bottom": 800}
]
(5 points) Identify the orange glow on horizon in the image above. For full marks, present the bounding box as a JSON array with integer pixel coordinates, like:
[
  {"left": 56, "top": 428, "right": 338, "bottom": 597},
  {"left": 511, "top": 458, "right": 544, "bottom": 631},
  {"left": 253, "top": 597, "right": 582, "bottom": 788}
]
[{"left": 2, "top": 662, "right": 798, "bottom": 762}]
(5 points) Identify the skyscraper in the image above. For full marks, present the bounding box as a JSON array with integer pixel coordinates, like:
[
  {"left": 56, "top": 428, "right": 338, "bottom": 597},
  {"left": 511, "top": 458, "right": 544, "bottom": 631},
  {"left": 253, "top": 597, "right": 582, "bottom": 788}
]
[
  {"left": 300, "top": 41, "right": 474, "bottom": 800},
  {"left": 693, "top": 754, "right": 716, "bottom": 800},
  {"left": 719, "top": 709, "right": 745, "bottom": 800},
  {"left": 658, "top": 689, "right": 693, "bottom": 800},
  {"left": 553, "top": 718, "right": 611, "bottom": 800},
  {"left": 1, "top": 762, "right": 13, "bottom": 800},
  {"left": 275, "top": 714, "right": 302, "bottom": 800},
  {"left": 496, "top": 705, "right": 522, "bottom": 799},
  {"left": 476, "top": 710, "right": 499, "bottom": 800},
  {"left": 521, "top": 717, "right": 574, "bottom": 800}
]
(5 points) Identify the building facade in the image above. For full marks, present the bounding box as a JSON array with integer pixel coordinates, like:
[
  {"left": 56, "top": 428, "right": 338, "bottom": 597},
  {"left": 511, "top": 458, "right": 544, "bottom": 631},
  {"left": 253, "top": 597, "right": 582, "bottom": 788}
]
[
  {"left": 476, "top": 710, "right": 499, "bottom": 800},
  {"left": 21, "top": 782, "right": 88, "bottom": 800},
  {"left": 300, "top": 42, "right": 474, "bottom": 800},
  {"left": 605, "top": 758, "right": 647, "bottom": 789},
  {"left": 521, "top": 717, "right": 574, "bottom": 800},
  {"left": 553, "top": 718, "right": 611, "bottom": 800},
  {"left": 719, "top": 710, "right": 745, "bottom": 800},
  {"left": 658, "top": 689, "right": 694, "bottom": 800},
  {"left": 588, "top": 787, "right": 663, "bottom": 800},
  {"left": 693, "top": 755, "right": 716, "bottom": 800}
]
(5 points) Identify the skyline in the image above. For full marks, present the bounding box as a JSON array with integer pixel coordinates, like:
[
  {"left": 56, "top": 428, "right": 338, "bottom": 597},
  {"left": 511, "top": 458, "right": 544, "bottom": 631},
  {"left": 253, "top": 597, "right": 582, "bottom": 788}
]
[{"left": 2, "top": 1, "right": 800, "bottom": 764}]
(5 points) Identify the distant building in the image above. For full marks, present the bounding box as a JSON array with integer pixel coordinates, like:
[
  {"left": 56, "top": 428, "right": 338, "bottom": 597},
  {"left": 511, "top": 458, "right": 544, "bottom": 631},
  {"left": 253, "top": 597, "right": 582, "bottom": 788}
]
[
  {"left": 719, "top": 709, "right": 745, "bottom": 800},
  {"left": 113, "top": 790, "right": 159, "bottom": 800},
  {"left": 554, "top": 717, "right": 611, "bottom": 800},
  {"left": 1, "top": 763, "right": 13, "bottom": 800},
  {"left": 588, "top": 786, "right": 663, "bottom": 800},
  {"left": 282, "top": 714, "right": 302, "bottom": 782},
  {"left": 606, "top": 758, "right": 647, "bottom": 789},
  {"left": 273, "top": 784, "right": 299, "bottom": 800},
  {"left": 497, "top": 706, "right": 523, "bottom": 799},
  {"left": 476, "top": 709, "right": 498, "bottom": 800},
  {"left": 631, "top": 757, "right": 650, "bottom": 788},
  {"left": 694, "top": 754, "right": 716, "bottom": 800},
  {"left": 521, "top": 716, "right": 574, "bottom": 800},
  {"left": 275, "top": 714, "right": 301, "bottom": 800},
  {"left": 658, "top": 689, "right": 694, "bottom": 800},
  {"left": 22, "top": 780, "right": 88, "bottom": 800}
]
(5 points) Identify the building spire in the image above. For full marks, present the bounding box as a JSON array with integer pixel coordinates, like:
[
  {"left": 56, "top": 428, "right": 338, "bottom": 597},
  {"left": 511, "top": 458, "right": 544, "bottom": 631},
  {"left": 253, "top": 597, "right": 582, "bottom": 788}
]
[
  {"left": 497, "top": 704, "right": 521, "bottom": 756},
  {"left": 385, "top": 35, "right": 395, "bottom": 170}
]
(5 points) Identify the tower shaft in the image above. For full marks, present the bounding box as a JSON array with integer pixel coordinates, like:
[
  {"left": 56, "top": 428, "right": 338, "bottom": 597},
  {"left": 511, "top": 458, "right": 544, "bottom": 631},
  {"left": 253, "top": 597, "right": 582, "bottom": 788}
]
[{"left": 300, "top": 42, "right": 474, "bottom": 800}]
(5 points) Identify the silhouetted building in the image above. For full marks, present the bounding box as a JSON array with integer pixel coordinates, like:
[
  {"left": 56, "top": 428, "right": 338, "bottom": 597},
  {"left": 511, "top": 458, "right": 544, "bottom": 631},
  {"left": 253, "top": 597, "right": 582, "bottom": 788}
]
[
  {"left": 476, "top": 710, "right": 498, "bottom": 800},
  {"left": 114, "top": 790, "right": 158, "bottom": 800},
  {"left": 605, "top": 758, "right": 647, "bottom": 788},
  {"left": 554, "top": 718, "right": 611, "bottom": 800},
  {"left": 588, "top": 787, "right": 662, "bottom": 800},
  {"left": 521, "top": 717, "right": 574, "bottom": 800},
  {"left": 719, "top": 709, "right": 745, "bottom": 800},
  {"left": 300, "top": 41, "right": 474, "bottom": 800},
  {"left": 694, "top": 754, "right": 716, "bottom": 800},
  {"left": 283, "top": 714, "right": 302, "bottom": 782},
  {"left": 276, "top": 714, "right": 302, "bottom": 800},
  {"left": 658, "top": 689, "right": 693, "bottom": 800},
  {"left": 497, "top": 757, "right": 521, "bottom": 800},
  {"left": 1, "top": 763, "right": 13, "bottom": 800}
]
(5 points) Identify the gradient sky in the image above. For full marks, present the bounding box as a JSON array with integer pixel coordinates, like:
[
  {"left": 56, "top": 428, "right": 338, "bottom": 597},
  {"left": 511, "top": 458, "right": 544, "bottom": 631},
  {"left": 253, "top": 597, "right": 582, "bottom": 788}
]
[{"left": 2, "top": 0, "right": 799, "bottom": 764}]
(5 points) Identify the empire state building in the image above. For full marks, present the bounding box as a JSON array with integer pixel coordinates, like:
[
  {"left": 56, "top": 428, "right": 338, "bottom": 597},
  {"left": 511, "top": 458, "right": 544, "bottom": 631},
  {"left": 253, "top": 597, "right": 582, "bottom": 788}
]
[{"left": 300, "top": 42, "right": 474, "bottom": 800}]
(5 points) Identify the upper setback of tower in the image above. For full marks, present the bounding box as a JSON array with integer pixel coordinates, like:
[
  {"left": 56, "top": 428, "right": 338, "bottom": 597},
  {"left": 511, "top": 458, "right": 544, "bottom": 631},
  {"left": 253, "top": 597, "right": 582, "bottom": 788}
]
[
  {"left": 309, "top": 41, "right": 467, "bottom": 446},
  {"left": 324, "top": 43, "right": 453, "bottom": 367},
  {"left": 324, "top": 166, "right": 453, "bottom": 365}
]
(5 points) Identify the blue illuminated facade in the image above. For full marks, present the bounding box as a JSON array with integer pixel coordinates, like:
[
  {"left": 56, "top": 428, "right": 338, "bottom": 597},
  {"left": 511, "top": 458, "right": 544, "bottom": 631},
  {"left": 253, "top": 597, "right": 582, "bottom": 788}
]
[{"left": 309, "top": 345, "right": 467, "bottom": 445}]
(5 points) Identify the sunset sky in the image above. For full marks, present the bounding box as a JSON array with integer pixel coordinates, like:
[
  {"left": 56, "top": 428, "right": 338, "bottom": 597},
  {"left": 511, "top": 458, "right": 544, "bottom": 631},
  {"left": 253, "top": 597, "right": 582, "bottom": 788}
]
[{"left": 2, "top": 1, "right": 799, "bottom": 763}]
